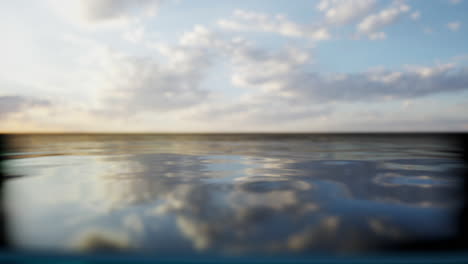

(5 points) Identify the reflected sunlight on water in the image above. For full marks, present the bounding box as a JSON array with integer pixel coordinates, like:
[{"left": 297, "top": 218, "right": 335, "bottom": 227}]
[{"left": 1, "top": 134, "right": 464, "bottom": 256}]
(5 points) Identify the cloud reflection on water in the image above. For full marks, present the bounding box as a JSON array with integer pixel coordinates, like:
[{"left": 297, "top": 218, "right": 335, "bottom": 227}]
[{"left": 3, "top": 135, "right": 463, "bottom": 255}]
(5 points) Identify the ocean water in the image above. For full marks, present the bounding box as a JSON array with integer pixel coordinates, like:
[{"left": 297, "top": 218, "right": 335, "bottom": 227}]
[{"left": 0, "top": 134, "right": 464, "bottom": 256}]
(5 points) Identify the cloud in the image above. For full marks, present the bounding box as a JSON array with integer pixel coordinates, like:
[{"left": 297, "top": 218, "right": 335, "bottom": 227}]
[
  {"left": 218, "top": 9, "right": 330, "bottom": 40},
  {"left": 410, "top": 11, "right": 420, "bottom": 21},
  {"left": 447, "top": 21, "right": 461, "bottom": 31},
  {"left": 177, "top": 36, "right": 468, "bottom": 129},
  {"left": 48, "top": 0, "right": 165, "bottom": 28},
  {"left": 0, "top": 96, "right": 51, "bottom": 119},
  {"left": 179, "top": 25, "right": 233, "bottom": 49},
  {"left": 64, "top": 26, "right": 226, "bottom": 116},
  {"left": 229, "top": 45, "right": 311, "bottom": 92},
  {"left": 80, "top": 24, "right": 334, "bottom": 126},
  {"left": 227, "top": 43, "right": 468, "bottom": 104},
  {"left": 96, "top": 48, "right": 212, "bottom": 114},
  {"left": 357, "top": 1, "right": 410, "bottom": 39},
  {"left": 219, "top": 2, "right": 414, "bottom": 42},
  {"left": 368, "top": 31, "right": 387, "bottom": 40},
  {"left": 449, "top": 0, "right": 462, "bottom": 4},
  {"left": 95, "top": 25, "right": 316, "bottom": 118},
  {"left": 314, "top": 63, "right": 468, "bottom": 102},
  {"left": 76, "top": 0, "right": 163, "bottom": 22},
  {"left": 88, "top": 23, "right": 468, "bottom": 128},
  {"left": 3, "top": 1, "right": 465, "bottom": 132},
  {"left": 122, "top": 23, "right": 146, "bottom": 43},
  {"left": 317, "top": 0, "right": 377, "bottom": 25},
  {"left": 71, "top": 228, "right": 131, "bottom": 252}
]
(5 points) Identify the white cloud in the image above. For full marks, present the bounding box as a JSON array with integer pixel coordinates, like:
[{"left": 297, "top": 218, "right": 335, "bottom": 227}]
[
  {"left": 87, "top": 26, "right": 234, "bottom": 116},
  {"left": 179, "top": 25, "right": 230, "bottom": 49},
  {"left": 368, "top": 31, "right": 387, "bottom": 40},
  {"left": 96, "top": 48, "right": 212, "bottom": 114},
  {"left": 75, "top": 22, "right": 468, "bottom": 129},
  {"left": 218, "top": 9, "right": 330, "bottom": 40},
  {"left": 122, "top": 24, "right": 146, "bottom": 43},
  {"left": 449, "top": 0, "right": 462, "bottom": 4},
  {"left": 447, "top": 21, "right": 461, "bottom": 31},
  {"left": 410, "top": 11, "right": 420, "bottom": 20},
  {"left": 229, "top": 46, "right": 310, "bottom": 92},
  {"left": 357, "top": 1, "right": 410, "bottom": 39},
  {"left": 317, "top": 0, "right": 377, "bottom": 25}
]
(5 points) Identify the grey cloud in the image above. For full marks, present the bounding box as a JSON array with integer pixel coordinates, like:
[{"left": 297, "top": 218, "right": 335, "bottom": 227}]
[
  {"left": 72, "top": 229, "right": 130, "bottom": 252},
  {"left": 79, "top": 0, "right": 164, "bottom": 22},
  {"left": 230, "top": 45, "right": 468, "bottom": 104},
  {"left": 0, "top": 96, "right": 51, "bottom": 119},
  {"left": 288, "top": 67, "right": 468, "bottom": 103}
]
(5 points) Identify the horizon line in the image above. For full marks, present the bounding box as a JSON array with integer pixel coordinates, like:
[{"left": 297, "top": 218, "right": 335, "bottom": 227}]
[{"left": 1, "top": 131, "right": 467, "bottom": 135}]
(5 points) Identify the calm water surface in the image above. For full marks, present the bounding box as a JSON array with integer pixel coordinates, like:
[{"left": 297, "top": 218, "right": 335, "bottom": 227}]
[{"left": 1, "top": 134, "right": 464, "bottom": 256}]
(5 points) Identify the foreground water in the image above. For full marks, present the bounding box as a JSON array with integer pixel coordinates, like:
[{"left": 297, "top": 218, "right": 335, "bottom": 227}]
[{"left": 1, "top": 134, "right": 464, "bottom": 256}]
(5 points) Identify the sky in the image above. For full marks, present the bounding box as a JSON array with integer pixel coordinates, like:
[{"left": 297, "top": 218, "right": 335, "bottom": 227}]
[{"left": 1, "top": 0, "right": 468, "bottom": 132}]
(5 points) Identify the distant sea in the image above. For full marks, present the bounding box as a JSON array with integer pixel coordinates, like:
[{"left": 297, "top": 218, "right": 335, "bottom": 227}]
[{"left": 0, "top": 134, "right": 465, "bottom": 256}]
